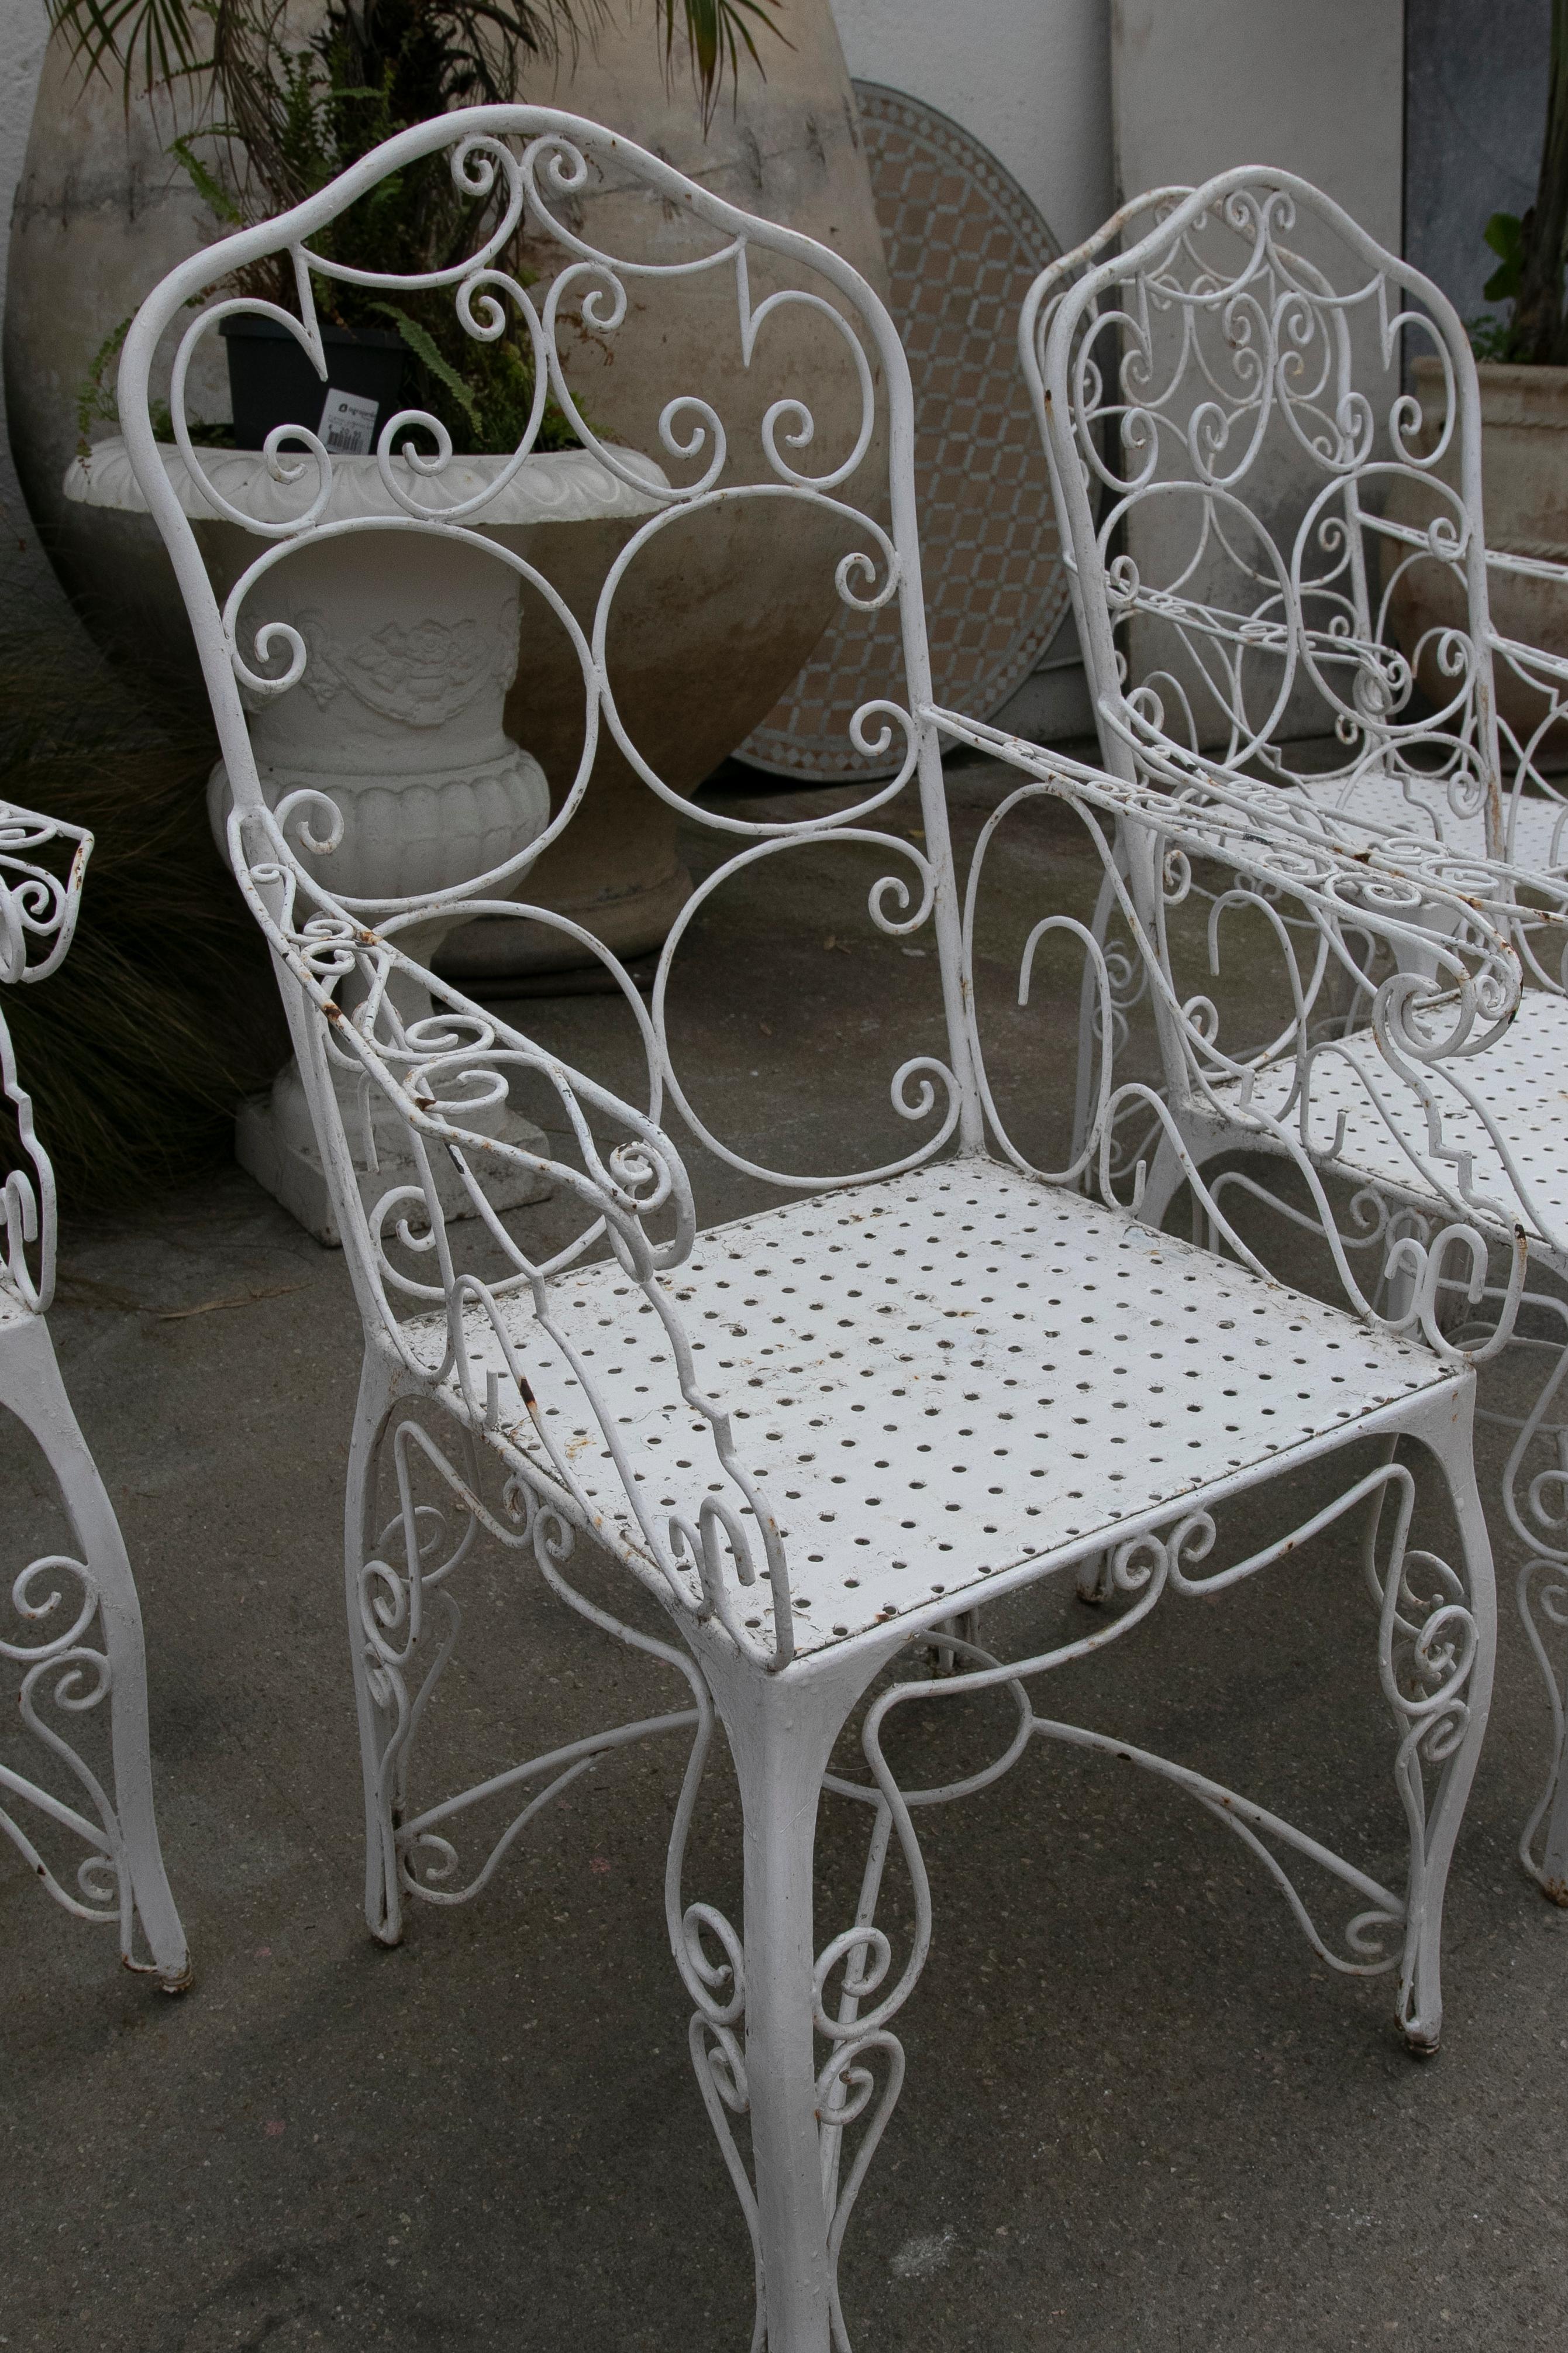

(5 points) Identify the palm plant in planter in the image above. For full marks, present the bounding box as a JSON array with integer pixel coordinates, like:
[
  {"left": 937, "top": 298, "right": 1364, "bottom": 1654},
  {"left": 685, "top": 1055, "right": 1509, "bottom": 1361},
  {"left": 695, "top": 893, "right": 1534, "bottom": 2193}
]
[
  {"left": 22, "top": 0, "right": 885, "bottom": 1108},
  {"left": 56, "top": 0, "right": 784, "bottom": 453},
  {"left": 15, "top": 0, "right": 785, "bottom": 1203}
]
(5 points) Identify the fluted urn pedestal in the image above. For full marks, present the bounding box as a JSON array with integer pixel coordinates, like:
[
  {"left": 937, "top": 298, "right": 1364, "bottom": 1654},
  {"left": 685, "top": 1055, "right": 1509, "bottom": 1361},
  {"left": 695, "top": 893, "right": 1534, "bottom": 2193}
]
[
  {"left": 65, "top": 438, "right": 663, "bottom": 1241},
  {"left": 218, "top": 521, "right": 553, "bottom": 1246}
]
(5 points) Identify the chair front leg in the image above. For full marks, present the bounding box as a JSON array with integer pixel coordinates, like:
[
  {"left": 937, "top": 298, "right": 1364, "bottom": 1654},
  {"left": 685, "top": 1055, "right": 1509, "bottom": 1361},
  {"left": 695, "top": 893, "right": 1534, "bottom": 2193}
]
[
  {"left": 684, "top": 1642, "right": 907, "bottom": 2353},
  {"left": 0, "top": 1313, "right": 188, "bottom": 1989},
  {"left": 1506, "top": 1319, "right": 1568, "bottom": 1902},
  {"left": 343, "top": 1347, "right": 402, "bottom": 1943},
  {"left": 1369, "top": 1416, "right": 1496, "bottom": 2053},
  {"left": 1523, "top": 1594, "right": 1568, "bottom": 1903},
  {"left": 743, "top": 1693, "right": 840, "bottom": 2352}
]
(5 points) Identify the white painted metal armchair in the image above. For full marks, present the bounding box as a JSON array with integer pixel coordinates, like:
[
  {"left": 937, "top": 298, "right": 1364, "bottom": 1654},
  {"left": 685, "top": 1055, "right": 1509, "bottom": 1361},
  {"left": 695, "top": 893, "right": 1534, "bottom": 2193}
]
[
  {"left": 1015, "top": 165, "right": 1568, "bottom": 1911},
  {"left": 1018, "top": 169, "right": 1567, "bottom": 868},
  {"left": 124, "top": 117, "right": 1505, "bottom": 2351},
  {"left": 0, "top": 801, "right": 188, "bottom": 1989}
]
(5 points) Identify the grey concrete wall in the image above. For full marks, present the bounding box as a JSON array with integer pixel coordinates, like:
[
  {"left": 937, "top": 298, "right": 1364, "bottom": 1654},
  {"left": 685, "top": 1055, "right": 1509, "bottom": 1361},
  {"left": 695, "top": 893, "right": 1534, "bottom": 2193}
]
[
  {"left": 1404, "top": 0, "right": 1549, "bottom": 324},
  {"left": 1112, "top": 0, "right": 1404, "bottom": 245},
  {"left": 830, "top": 0, "right": 1114, "bottom": 253}
]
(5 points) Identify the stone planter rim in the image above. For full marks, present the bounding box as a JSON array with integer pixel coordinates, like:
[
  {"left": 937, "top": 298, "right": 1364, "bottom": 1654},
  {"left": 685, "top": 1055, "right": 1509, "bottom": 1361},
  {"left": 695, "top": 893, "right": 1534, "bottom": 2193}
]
[
  {"left": 63, "top": 434, "right": 668, "bottom": 527},
  {"left": 1412, "top": 352, "right": 1568, "bottom": 384},
  {"left": 1412, "top": 352, "right": 1568, "bottom": 428}
]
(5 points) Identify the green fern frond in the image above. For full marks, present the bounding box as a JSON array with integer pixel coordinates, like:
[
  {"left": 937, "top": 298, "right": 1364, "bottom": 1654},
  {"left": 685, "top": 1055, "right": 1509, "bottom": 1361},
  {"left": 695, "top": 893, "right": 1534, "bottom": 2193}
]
[
  {"left": 168, "top": 132, "right": 246, "bottom": 223},
  {"left": 373, "top": 300, "right": 484, "bottom": 436}
]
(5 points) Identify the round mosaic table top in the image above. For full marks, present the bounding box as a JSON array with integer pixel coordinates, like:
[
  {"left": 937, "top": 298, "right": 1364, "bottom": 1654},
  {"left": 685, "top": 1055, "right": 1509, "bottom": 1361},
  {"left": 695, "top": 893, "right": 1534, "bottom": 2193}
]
[{"left": 737, "top": 82, "right": 1070, "bottom": 779}]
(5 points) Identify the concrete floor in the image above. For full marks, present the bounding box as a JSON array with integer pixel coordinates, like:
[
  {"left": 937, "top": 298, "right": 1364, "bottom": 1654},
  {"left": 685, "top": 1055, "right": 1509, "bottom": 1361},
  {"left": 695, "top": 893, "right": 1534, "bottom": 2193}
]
[{"left": 5, "top": 757, "right": 1568, "bottom": 2352}]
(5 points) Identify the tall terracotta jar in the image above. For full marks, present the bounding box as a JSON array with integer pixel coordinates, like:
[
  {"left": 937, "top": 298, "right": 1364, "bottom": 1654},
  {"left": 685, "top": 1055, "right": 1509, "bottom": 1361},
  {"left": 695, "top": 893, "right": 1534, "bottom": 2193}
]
[{"left": 4, "top": 2, "right": 888, "bottom": 974}]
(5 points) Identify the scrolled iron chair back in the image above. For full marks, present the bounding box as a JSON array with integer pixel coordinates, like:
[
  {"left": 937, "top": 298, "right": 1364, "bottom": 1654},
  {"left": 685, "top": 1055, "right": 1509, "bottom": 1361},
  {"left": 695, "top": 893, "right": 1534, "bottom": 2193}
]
[
  {"left": 1021, "top": 167, "right": 1507, "bottom": 856},
  {"left": 119, "top": 106, "right": 987, "bottom": 1670},
  {"left": 0, "top": 802, "right": 91, "bottom": 1316}
]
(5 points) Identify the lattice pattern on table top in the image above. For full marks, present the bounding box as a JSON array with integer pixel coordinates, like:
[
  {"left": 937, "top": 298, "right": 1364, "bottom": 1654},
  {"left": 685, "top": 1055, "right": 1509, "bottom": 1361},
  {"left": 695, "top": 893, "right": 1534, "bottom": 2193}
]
[{"left": 738, "top": 84, "right": 1070, "bottom": 779}]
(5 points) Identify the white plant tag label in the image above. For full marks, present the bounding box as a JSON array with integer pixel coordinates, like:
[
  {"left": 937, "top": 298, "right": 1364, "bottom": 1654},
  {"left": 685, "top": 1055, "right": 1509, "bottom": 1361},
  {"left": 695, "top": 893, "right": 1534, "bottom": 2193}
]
[{"left": 320, "top": 388, "right": 379, "bottom": 455}]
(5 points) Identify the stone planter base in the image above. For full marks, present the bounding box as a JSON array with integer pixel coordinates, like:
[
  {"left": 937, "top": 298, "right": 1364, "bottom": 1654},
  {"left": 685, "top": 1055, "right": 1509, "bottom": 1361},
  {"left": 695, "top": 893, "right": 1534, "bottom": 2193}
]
[
  {"left": 61, "top": 438, "right": 681, "bottom": 1236},
  {"left": 237, "top": 1075, "right": 551, "bottom": 1249}
]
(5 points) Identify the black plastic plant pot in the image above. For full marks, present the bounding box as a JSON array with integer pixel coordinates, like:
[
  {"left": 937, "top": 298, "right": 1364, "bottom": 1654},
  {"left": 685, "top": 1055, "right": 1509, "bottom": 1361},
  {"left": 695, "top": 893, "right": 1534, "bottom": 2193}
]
[{"left": 220, "top": 315, "right": 407, "bottom": 455}]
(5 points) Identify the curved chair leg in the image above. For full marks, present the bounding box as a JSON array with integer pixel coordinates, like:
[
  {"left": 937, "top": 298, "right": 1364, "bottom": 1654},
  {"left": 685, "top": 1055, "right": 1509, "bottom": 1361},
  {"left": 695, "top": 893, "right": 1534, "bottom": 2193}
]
[
  {"left": 1075, "top": 1551, "right": 1116, "bottom": 1605},
  {"left": 343, "top": 1347, "right": 402, "bottom": 1943},
  {"left": 736, "top": 1677, "right": 844, "bottom": 2353},
  {"left": 0, "top": 1312, "right": 189, "bottom": 1990},
  {"left": 693, "top": 1649, "right": 907, "bottom": 2353},
  {"left": 926, "top": 1605, "right": 980, "bottom": 1673},
  {"left": 1526, "top": 1662, "right": 1568, "bottom": 1905},
  {"left": 1505, "top": 1326, "right": 1568, "bottom": 1902},
  {"left": 1383, "top": 1419, "right": 1496, "bottom": 2055}
]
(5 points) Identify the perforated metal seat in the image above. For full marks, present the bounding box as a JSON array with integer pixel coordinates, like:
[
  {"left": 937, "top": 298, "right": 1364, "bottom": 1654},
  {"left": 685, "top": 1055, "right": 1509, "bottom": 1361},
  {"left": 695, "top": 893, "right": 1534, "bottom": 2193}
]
[
  {"left": 1217, "top": 991, "right": 1568, "bottom": 1268},
  {"left": 1295, "top": 773, "right": 1568, "bottom": 869},
  {"left": 420, "top": 1161, "right": 1452, "bottom": 1658}
]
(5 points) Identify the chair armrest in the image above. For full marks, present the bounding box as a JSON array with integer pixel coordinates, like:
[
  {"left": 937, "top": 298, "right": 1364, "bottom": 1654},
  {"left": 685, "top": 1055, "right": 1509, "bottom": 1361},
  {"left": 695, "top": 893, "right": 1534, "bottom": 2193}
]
[
  {"left": 231, "top": 800, "right": 808, "bottom": 1667},
  {"left": 929, "top": 699, "right": 1539, "bottom": 1365},
  {"left": 0, "top": 800, "right": 92, "bottom": 987},
  {"left": 926, "top": 701, "right": 1536, "bottom": 1030}
]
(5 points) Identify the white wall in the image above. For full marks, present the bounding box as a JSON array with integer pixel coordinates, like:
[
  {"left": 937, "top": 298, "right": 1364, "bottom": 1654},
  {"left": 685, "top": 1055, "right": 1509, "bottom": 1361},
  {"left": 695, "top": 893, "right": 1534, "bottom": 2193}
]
[
  {"left": 830, "top": 0, "right": 1114, "bottom": 252},
  {"left": 1110, "top": 2, "right": 1407, "bottom": 751},
  {"left": 1112, "top": 0, "right": 1404, "bottom": 245},
  {"left": 0, "top": 0, "right": 65, "bottom": 612}
]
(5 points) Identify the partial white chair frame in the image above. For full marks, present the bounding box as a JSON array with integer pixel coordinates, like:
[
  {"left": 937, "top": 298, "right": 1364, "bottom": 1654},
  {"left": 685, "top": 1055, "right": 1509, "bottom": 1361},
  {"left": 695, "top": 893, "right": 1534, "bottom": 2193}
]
[
  {"left": 125, "top": 113, "right": 1505, "bottom": 2351},
  {"left": 1011, "top": 164, "right": 1568, "bottom": 1908},
  {"left": 0, "top": 801, "right": 188, "bottom": 1988}
]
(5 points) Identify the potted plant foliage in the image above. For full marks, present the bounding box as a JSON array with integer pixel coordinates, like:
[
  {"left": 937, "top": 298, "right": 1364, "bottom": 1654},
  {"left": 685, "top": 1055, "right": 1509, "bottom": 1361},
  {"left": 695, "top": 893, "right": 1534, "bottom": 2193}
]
[
  {"left": 59, "top": 0, "right": 783, "bottom": 456},
  {"left": 1392, "top": 0, "right": 1568, "bottom": 749}
]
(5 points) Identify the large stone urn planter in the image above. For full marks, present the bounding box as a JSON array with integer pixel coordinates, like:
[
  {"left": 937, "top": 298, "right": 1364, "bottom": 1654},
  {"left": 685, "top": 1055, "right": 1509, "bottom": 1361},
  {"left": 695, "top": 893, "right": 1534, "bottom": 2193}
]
[
  {"left": 1386, "top": 355, "right": 1568, "bottom": 759},
  {"left": 61, "top": 434, "right": 680, "bottom": 1236},
  {"left": 6, "top": 1, "right": 888, "bottom": 978}
]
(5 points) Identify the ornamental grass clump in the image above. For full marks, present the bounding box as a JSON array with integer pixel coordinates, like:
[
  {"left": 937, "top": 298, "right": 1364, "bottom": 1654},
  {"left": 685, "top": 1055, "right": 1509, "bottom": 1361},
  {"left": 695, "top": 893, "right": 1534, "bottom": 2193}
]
[{"left": 0, "top": 628, "right": 284, "bottom": 1208}]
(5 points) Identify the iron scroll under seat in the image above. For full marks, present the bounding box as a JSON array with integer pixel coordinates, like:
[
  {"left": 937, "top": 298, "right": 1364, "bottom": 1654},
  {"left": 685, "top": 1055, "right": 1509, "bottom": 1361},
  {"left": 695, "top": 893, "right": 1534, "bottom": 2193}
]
[
  {"left": 0, "top": 800, "right": 188, "bottom": 1990},
  {"left": 1010, "top": 166, "right": 1568, "bottom": 1910},
  {"left": 123, "top": 115, "right": 1506, "bottom": 2352}
]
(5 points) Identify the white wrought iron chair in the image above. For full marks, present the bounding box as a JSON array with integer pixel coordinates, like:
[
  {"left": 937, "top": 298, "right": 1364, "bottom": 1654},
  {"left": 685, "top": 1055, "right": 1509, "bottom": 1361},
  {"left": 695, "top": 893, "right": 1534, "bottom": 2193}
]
[
  {"left": 1011, "top": 164, "right": 1568, "bottom": 1905},
  {"left": 124, "top": 115, "right": 1504, "bottom": 2351},
  {"left": 0, "top": 801, "right": 189, "bottom": 1989}
]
